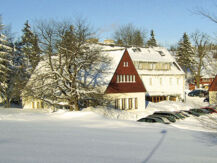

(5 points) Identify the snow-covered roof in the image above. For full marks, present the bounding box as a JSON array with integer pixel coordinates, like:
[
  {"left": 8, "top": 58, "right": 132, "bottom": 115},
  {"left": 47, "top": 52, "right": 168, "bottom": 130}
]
[
  {"left": 25, "top": 44, "right": 185, "bottom": 94},
  {"left": 99, "top": 44, "right": 184, "bottom": 77},
  {"left": 128, "top": 47, "right": 175, "bottom": 62},
  {"left": 96, "top": 44, "right": 184, "bottom": 92}
]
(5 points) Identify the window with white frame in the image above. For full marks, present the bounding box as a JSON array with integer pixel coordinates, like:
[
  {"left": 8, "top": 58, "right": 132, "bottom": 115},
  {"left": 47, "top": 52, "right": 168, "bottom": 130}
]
[
  {"left": 115, "top": 99, "right": 120, "bottom": 109},
  {"left": 128, "top": 98, "right": 132, "bottom": 109},
  {"left": 133, "top": 75, "right": 136, "bottom": 82},
  {"left": 123, "top": 75, "right": 125, "bottom": 82},
  {"left": 120, "top": 75, "right": 122, "bottom": 83},
  {"left": 135, "top": 98, "right": 138, "bottom": 109},
  {"left": 116, "top": 74, "right": 136, "bottom": 83},
  {"left": 126, "top": 75, "right": 129, "bottom": 82},
  {"left": 130, "top": 75, "right": 133, "bottom": 82},
  {"left": 122, "top": 98, "right": 126, "bottom": 110},
  {"left": 123, "top": 62, "right": 128, "bottom": 67}
]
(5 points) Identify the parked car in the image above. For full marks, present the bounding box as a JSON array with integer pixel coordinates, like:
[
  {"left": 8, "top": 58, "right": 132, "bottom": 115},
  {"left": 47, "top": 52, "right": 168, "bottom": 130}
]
[
  {"left": 188, "top": 90, "right": 208, "bottom": 97},
  {"left": 200, "top": 107, "right": 217, "bottom": 113},
  {"left": 178, "top": 111, "right": 190, "bottom": 117},
  {"left": 153, "top": 111, "right": 181, "bottom": 120},
  {"left": 152, "top": 114, "right": 176, "bottom": 123},
  {"left": 183, "top": 110, "right": 200, "bottom": 117},
  {"left": 137, "top": 117, "right": 166, "bottom": 124},
  {"left": 190, "top": 108, "right": 210, "bottom": 115},
  {"left": 146, "top": 115, "right": 171, "bottom": 124},
  {"left": 173, "top": 112, "right": 186, "bottom": 119},
  {"left": 206, "top": 105, "right": 217, "bottom": 110}
]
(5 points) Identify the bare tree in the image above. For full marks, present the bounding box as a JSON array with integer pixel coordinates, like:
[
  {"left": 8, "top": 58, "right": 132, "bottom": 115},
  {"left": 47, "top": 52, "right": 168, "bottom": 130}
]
[
  {"left": 23, "top": 19, "right": 110, "bottom": 111},
  {"left": 190, "top": 31, "right": 210, "bottom": 88},
  {"left": 113, "top": 24, "right": 146, "bottom": 47},
  {"left": 196, "top": 7, "right": 217, "bottom": 24}
]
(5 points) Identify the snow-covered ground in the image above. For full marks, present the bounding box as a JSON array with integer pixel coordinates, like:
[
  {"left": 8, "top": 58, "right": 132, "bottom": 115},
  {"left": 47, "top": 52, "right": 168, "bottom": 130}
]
[{"left": 0, "top": 96, "right": 217, "bottom": 163}]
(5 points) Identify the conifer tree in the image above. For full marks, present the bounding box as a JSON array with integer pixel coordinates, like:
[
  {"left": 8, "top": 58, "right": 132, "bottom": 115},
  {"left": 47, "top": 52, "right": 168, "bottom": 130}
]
[
  {"left": 133, "top": 30, "right": 144, "bottom": 47},
  {"left": 177, "top": 33, "right": 194, "bottom": 73},
  {"left": 21, "top": 21, "right": 41, "bottom": 72},
  {"left": 0, "top": 17, "right": 13, "bottom": 106},
  {"left": 146, "top": 30, "right": 157, "bottom": 47}
]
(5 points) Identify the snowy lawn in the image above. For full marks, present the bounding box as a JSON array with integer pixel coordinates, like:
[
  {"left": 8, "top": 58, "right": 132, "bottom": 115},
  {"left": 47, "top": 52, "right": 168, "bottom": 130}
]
[{"left": 0, "top": 97, "right": 217, "bottom": 163}]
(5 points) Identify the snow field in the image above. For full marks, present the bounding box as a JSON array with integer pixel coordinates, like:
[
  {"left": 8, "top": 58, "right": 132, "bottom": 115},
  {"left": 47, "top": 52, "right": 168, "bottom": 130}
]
[{"left": 0, "top": 96, "right": 217, "bottom": 163}]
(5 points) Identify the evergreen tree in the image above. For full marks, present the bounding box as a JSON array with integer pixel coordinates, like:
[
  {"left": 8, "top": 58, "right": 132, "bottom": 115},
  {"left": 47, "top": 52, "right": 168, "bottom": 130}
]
[
  {"left": 10, "top": 41, "right": 29, "bottom": 104},
  {"left": 21, "top": 21, "right": 41, "bottom": 72},
  {"left": 177, "top": 33, "right": 194, "bottom": 73},
  {"left": 0, "top": 18, "right": 13, "bottom": 106},
  {"left": 146, "top": 30, "right": 157, "bottom": 47},
  {"left": 133, "top": 30, "right": 144, "bottom": 47}
]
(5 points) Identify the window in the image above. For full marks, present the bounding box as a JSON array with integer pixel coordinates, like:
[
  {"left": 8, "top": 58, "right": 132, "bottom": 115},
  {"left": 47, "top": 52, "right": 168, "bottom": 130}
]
[
  {"left": 117, "top": 74, "right": 135, "bottom": 83},
  {"left": 117, "top": 75, "right": 119, "bottom": 83},
  {"left": 123, "top": 75, "right": 125, "bottom": 82},
  {"left": 130, "top": 75, "right": 132, "bottom": 82},
  {"left": 122, "top": 98, "right": 126, "bottom": 110},
  {"left": 126, "top": 75, "right": 129, "bottom": 82},
  {"left": 115, "top": 99, "right": 120, "bottom": 109},
  {"left": 128, "top": 98, "right": 132, "bottom": 109},
  {"left": 135, "top": 98, "right": 138, "bottom": 109},
  {"left": 123, "top": 62, "right": 128, "bottom": 67},
  {"left": 120, "top": 75, "right": 122, "bottom": 83},
  {"left": 133, "top": 75, "right": 136, "bottom": 82},
  {"left": 149, "top": 78, "right": 152, "bottom": 86}
]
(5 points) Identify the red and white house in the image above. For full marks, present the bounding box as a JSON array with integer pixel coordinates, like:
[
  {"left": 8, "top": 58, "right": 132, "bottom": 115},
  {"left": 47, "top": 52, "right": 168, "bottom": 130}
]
[
  {"left": 101, "top": 45, "right": 185, "bottom": 110},
  {"left": 105, "top": 49, "right": 146, "bottom": 110}
]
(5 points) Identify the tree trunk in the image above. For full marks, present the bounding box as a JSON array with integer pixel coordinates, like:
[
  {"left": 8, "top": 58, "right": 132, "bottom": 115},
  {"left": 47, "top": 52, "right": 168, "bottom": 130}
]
[
  {"left": 73, "top": 95, "right": 79, "bottom": 111},
  {"left": 4, "top": 98, "right": 10, "bottom": 108},
  {"left": 69, "top": 96, "right": 79, "bottom": 111},
  {"left": 195, "top": 75, "right": 200, "bottom": 88}
]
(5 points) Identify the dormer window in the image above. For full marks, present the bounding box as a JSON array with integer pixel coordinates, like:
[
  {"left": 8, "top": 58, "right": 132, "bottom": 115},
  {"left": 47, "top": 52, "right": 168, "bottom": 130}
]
[{"left": 123, "top": 62, "right": 128, "bottom": 67}]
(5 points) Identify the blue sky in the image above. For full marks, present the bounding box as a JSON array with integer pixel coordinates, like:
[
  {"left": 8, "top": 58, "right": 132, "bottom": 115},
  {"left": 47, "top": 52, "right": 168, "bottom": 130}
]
[{"left": 1, "top": 0, "right": 217, "bottom": 47}]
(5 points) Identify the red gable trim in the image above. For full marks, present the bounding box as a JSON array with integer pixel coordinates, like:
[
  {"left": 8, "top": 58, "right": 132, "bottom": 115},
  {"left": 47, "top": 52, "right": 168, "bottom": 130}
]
[
  {"left": 105, "top": 49, "right": 146, "bottom": 94},
  {"left": 209, "top": 75, "right": 217, "bottom": 91}
]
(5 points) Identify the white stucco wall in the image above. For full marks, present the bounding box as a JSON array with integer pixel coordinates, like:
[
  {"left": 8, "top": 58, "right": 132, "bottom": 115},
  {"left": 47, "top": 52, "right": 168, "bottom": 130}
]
[
  {"left": 209, "top": 91, "right": 217, "bottom": 105},
  {"left": 106, "top": 92, "right": 146, "bottom": 110},
  {"left": 141, "top": 75, "right": 185, "bottom": 99}
]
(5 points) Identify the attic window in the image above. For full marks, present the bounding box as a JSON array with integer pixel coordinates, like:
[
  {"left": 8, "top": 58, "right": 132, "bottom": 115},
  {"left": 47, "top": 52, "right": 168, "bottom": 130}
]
[
  {"left": 158, "top": 51, "right": 165, "bottom": 56},
  {"left": 132, "top": 48, "right": 141, "bottom": 52},
  {"left": 123, "top": 62, "right": 128, "bottom": 67}
]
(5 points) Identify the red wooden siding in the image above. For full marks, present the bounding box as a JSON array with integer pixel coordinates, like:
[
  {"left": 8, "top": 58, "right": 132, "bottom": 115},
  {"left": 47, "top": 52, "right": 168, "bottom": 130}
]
[
  {"left": 105, "top": 49, "right": 146, "bottom": 94},
  {"left": 209, "top": 75, "right": 217, "bottom": 91}
]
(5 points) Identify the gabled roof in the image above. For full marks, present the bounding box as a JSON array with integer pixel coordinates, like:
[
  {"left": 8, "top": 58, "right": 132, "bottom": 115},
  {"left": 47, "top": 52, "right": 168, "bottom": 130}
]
[
  {"left": 209, "top": 75, "right": 217, "bottom": 91},
  {"left": 105, "top": 49, "right": 146, "bottom": 94},
  {"left": 99, "top": 45, "right": 185, "bottom": 92}
]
